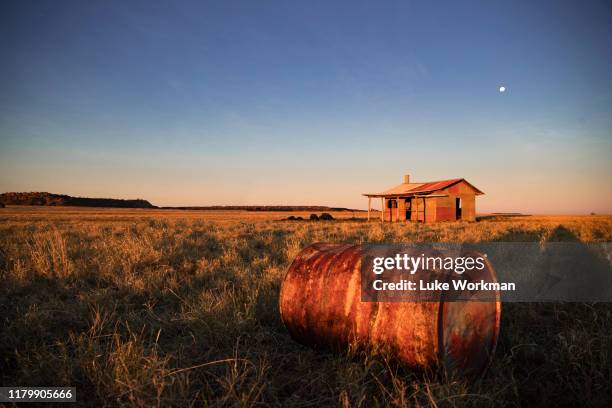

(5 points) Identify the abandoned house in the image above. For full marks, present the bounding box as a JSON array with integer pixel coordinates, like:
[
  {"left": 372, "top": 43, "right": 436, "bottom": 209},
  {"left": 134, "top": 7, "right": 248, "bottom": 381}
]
[{"left": 363, "top": 174, "right": 484, "bottom": 222}]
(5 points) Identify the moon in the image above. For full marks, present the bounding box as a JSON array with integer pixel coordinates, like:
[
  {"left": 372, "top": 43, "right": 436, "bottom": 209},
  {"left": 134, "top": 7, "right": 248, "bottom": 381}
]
[{"left": 499, "top": 86, "right": 506, "bottom": 93}]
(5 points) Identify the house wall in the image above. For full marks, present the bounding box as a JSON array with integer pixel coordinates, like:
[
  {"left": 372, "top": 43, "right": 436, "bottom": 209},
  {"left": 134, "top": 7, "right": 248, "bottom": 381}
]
[
  {"left": 435, "top": 201, "right": 455, "bottom": 221},
  {"left": 461, "top": 195, "right": 476, "bottom": 221},
  {"left": 435, "top": 180, "right": 478, "bottom": 222},
  {"left": 384, "top": 198, "right": 410, "bottom": 222},
  {"left": 384, "top": 199, "right": 400, "bottom": 222},
  {"left": 425, "top": 197, "right": 437, "bottom": 223},
  {"left": 409, "top": 197, "right": 425, "bottom": 222},
  {"left": 398, "top": 198, "right": 406, "bottom": 221},
  {"left": 409, "top": 199, "right": 417, "bottom": 221},
  {"left": 405, "top": 197, "right": 434, "bottom": 222}
]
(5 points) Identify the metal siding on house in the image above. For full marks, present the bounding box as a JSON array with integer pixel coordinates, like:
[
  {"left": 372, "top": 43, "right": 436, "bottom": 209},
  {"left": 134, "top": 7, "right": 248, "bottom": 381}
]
[
  {"left": 436, "top": 206, "right": 455, "bottom": 221},
  {"left": 398, "top": 198, "right": 406, "bottom": 221},
  {"left": 425, "top": 197, "right": 437, "bottom": 223},
  {"left": 384, "top": 201, "right": 401, "bottom": 222},
  {"left": 461, "top": 195, "right": 476, "bottom": 221}
]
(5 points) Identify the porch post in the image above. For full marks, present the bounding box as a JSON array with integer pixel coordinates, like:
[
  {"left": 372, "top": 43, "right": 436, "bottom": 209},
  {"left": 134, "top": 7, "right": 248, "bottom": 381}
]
[
  {"left": 367, "top": 197, "right": 371, "bottom": 221},
  {"left": 423, "top": 197, "right": 426, "bottom": 223},
  {"left": 396, "top": 197, "right": 400, "bottom": 222},
  {"left": 381, "top": 197, "right": 385, "bottom": 222}
]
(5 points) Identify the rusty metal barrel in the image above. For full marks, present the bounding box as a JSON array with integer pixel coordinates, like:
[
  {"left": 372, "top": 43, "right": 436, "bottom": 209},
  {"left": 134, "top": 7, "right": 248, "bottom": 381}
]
[{"left": 279, "top": 243, "right": 501, "bottom": 375}]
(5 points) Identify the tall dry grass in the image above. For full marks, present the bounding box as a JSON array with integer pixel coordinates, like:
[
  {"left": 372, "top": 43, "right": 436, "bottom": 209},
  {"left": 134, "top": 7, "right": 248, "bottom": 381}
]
[{"left": 0, "top": 207, "right": 610, "bottom": 407}]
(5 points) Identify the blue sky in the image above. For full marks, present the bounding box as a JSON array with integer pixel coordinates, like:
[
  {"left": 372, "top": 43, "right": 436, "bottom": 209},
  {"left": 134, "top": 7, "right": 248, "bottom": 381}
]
[{"left": 1, "top": 0, "right": 611, "bottom": 212}]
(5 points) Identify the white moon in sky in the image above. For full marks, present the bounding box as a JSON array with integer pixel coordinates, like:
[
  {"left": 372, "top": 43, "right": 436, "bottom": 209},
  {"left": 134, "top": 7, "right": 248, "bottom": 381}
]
[{"left": 499, "top": 86, "right": 506, "bottom": 93}]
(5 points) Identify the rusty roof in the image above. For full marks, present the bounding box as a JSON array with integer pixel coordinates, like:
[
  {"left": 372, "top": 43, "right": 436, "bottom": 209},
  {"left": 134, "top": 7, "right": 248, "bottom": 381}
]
[{"left": 363, "top": 178, "right": 484, "bottom": 198}]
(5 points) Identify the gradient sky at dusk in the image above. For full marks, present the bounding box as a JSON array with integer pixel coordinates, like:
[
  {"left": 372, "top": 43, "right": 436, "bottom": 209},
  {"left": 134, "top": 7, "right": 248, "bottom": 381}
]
[{"left": 1, "top": 0, "right": 611, "bottom": 213}]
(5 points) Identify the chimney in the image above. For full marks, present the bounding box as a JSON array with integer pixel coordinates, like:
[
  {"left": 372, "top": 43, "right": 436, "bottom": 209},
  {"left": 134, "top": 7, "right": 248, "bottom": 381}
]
[{"left": 403, "top": 174, "right": 410, "bottom": 184}]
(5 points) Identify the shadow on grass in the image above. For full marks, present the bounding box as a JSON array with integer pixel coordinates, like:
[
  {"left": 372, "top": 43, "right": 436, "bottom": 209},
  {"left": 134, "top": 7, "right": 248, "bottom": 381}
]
[{"left": 490, "top": 226, "right": 612, "bottom": 406}]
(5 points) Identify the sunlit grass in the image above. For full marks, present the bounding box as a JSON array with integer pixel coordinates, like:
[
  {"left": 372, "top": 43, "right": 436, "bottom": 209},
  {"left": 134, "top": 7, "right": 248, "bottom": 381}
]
[{"left": 0, "top": 207, "right": 610, "bottom": 406}]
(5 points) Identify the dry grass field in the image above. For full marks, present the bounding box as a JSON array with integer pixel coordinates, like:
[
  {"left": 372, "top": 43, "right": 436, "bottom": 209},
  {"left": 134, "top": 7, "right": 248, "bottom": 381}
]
[{"left": 0, "top": 206, "right": 611, "bottom": 407}]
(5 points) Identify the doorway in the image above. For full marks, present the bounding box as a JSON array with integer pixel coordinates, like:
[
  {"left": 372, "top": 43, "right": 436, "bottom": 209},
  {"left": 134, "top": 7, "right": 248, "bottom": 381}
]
[
  {"left": 455, "top": 197, "right": 462, "bottom": 220},
  {"left": 405, "top": 198, "right": 412, "bottom": 221}
]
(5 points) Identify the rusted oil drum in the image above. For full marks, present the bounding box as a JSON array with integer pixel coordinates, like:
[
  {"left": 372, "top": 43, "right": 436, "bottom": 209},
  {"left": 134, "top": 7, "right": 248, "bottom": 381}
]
[{"left": 279, "top": 243, "right": 501, "bottom": 376}]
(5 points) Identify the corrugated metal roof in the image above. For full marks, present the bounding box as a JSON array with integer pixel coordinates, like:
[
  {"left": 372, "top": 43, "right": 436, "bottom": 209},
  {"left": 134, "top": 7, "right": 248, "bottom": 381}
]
[
  {"left": 364, "top": 178, "right": 483, "bottom": 197},
  {"left": 409, "top": 179, "right": 463, "bottom": 193}
]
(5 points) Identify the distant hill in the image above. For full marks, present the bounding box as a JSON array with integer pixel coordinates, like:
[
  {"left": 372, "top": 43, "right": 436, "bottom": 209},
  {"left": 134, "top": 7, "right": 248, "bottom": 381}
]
[
  {"left": 161, "top": 205, "right": 365, "bottom": 212},
  {"left": 0, "top": 192, "right": 365, "bottom": 212},
  {"left": 0, "top": 192, "right": 156, "bottom": 209}
]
